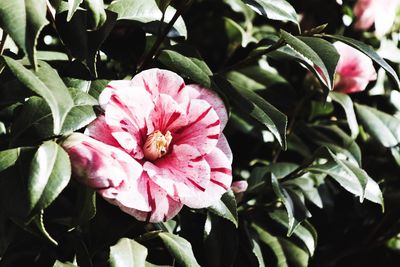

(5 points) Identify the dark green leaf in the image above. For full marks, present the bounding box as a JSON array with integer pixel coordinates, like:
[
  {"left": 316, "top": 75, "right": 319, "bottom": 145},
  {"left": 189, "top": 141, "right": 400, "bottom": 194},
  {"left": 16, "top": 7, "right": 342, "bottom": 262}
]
[
  {"left": 355, "top": 103, "right": 400, "bottom": 147},
  {"left": 158, "top": 232, "right": 201, "bottom": 267},
  {"left": 67, "top": 0, "right": 83, "bottom": 21},
  {"left": 308, "top": 149, "right": 383, "bottom": 207},
  {"left": 215, "top": 76, "right": 287, "bottom": 148},
  {"left": 84, "top": 0, "right": 107, "bottom": 29},
  {"left": 322, "top": 34, "right": 400, "bottom": 89},
  {"left": 159, "top": 49, "right": 211, "bottom": 87},
  {"left": 299, "top": 36, "right": 340, "bottom": 93},
  {"left": 208, "top": 190, "right": 238, "bottom": 227},
  {"left": 279, "top": 31, "right": 333, "bottom": 91},
  {"left": 53, "top": 260, "right": 78, "bottom": 267},
  {"left": 109, "top": 238, "right": 148, "bottom": 267},
  {"left": 251, "top": 223, "right": 288, "bottom": 267},
  {"left": 0, "top": 0, "right": 49, "bottom": 68},
  {"left": 28, "top": 141, "right": 71, "bottom": 214},
  {"left": 3, "top": 57, "right": 74, "bottom": 135},
  {"left": 271, "top": 174, "right": 312, "bottom": 236},
  {"left": 108, "top": 0, "right": 187, "bottom": 38},
  {"left": 242, "top": 0, "right": 298, "bottom": 27},
  {"left": 0, "top": 148, "right": 21, "bottom": 172}
]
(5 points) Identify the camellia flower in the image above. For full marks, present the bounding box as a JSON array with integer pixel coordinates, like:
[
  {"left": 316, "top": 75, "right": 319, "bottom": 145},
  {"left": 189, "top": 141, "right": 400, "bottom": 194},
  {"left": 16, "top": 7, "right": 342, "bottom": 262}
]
[
  {"left": 353, "top": 0, "right": 400, "bottom": 37},
  {"left": 333, "top": 41, "right": 377, "bottom": 93},
  {"left": 63, "top": 69, "right": 232, "bottom": 222}
]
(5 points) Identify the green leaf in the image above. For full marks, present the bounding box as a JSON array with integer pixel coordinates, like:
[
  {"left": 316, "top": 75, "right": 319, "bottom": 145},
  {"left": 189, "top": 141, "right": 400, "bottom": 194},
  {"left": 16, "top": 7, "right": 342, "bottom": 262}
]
[
  {"left": 251, "top": 223, "right": 288, "bottom": 267},
  {"left": 3, "top": 57, "right": 74, "bottom": 135},
  {"left": 242, "top": 0, "right": 298, "bottom": 27},
  {"left": 28, "top": 141, "right": 71, "bottom": 214},
  {"left": 158, "top": 232, "right": 201, "bottom": 267},
  {"left": 299, "top": 36, "right": 340, "bottom": 92},
  {"left": 84, "top": 0, "right": 107, "bottom": 29},
  {"left": 108, "top": 0, "right": 187, "bottom": 38},
  {"left": 0, "top": 148, "right": 21, "bottom": 172},
  {"left": 67, "top": 0, "right": 83, "bottom": 21},
  {"left": 0, "top": 0, "right": 49, "bottom": 68},
  {"left": 159, "top": 49, "right": 212, "bottom": 87},
  {"left": 208, "top": 190, "right": 238, "bottom": 227},
  {"left": 271, "top": 174, "right": 312, "bottom": 236},
  {"left": 269, "top": 210, "right": 316, "bottom": 256},
  {"left": 109, "top": 238, "right": 148, "bottom": 267},
  {"left": 329, "top": 91, "right": 359, "bottom": 139},
  {"left": 279, "top": 31, "right": 333, "bottom": 91},
  {"left": 355, "top": 103, "right": 400, "bottom": 147},
  {"left": 53, "top": 260, "right": 78, "bottom": 267},
  {"left": 321, "top": 34, "right": 400, "bottom": 89},
  {"left": 308, "top": 148, "right": 383, "bottom": 207},
  {"left": 215, "top": 76, "right": 287, "bottom": 148}
]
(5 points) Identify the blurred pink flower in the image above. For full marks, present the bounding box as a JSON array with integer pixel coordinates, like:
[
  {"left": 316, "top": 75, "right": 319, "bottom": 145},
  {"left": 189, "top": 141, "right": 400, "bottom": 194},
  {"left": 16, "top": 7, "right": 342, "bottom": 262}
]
[
  {"left": 333, "top": 41, "right": 377, "bottom": 93},
  {"left": 231, "top": 180, "right": 248, "bottom": 193},
  {"left": 353, "top": 0, "right": 400, "bottom": 36},
  {"left": 63, "top": 69, "right": 232, "bottom": 222}
]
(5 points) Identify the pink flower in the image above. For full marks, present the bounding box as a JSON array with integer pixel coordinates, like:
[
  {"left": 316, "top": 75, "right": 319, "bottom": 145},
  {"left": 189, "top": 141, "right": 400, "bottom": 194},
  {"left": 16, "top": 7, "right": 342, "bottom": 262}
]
[
  {"left": 353, "top": 0, "right": 400, "bottom": 36},
  {"left": 333, "top": 41, "right": 377, "bottom": 93},
  {"left": 231, "top": 181, "right": 248, "bottom": 194},
  {"left": 63, "top": 69, "right": 232, "bottom": 222}
]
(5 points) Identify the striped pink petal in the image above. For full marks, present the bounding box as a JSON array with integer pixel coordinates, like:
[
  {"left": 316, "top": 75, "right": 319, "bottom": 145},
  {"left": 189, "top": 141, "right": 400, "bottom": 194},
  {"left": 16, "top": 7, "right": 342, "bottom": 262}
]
[
  {"left": 174, "top": 99, "right": 221, "bottom": 155},
  {"left": 104, "top": 86, "right": 154, "bottom": 159},
  {"left": 131, "top": 68, "right": 189, "bottom": 105},
  {"left": 146, "top": 93, "right": 188, "bottom": 134},
  {"left": 143, "top": 144, "right": 211, "bottom": 207},
  {"left": 85, "top": 115, "right": 120, "bottom": 147},
  {"left": 63, "top": 133, "right": 150, "bottom": 212},
  {"left": 118, "top": 173, "right": 183, "bottom": 222},
  {"left": 186, "top": 84, "right": 228, "bottom": 129}
]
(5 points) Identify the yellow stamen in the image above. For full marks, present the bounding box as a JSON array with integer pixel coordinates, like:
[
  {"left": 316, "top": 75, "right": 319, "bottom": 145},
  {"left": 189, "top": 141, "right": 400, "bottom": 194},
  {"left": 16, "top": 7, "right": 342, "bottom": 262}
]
[{"left": 143, "top": 130, "right": 172, "bottom": 161}]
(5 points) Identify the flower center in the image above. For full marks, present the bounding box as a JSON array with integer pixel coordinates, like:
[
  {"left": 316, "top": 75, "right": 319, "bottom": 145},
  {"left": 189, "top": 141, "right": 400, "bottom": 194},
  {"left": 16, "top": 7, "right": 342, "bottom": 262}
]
[{"left": 143, "top": 130, "right": 172, "bottom": 161}]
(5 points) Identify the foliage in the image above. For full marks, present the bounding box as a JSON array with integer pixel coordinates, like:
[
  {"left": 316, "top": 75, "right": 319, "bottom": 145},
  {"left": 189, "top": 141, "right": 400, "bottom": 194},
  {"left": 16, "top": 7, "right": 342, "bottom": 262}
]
[{"left": 1, "top": 0, "right": 400, "bottom": 266}]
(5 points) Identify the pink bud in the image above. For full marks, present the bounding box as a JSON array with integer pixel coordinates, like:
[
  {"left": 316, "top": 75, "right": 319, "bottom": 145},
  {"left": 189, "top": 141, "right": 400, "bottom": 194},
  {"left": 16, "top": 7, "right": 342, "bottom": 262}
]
[{"left": 231, "top": 180, "right": 248, "bottom": 194}]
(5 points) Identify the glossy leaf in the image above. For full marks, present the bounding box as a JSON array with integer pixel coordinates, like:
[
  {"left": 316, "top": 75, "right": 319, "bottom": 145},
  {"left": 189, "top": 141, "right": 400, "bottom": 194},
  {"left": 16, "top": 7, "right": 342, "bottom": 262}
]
[
  {"left": 3, "top": 57, "right": 74, "bottom": 135},
  {"left": 355, "top": 103, "right": 400, "bottom": 147},
  {"left": 108, "top": 0, "right": 187, "bottom": 38},
  {"left": 308, "top": 149, "right": 383, "bottom": 207},
  {"left": 28, "top": 141, "right": 71, "bottom": 214},
  {"left": 330, "top": 91, "right": 359, "bottom": 139},
  {"left": 84, "top": 0, "right": 107, "bottom": 29},
  {"left": 34, "top": 210, "right": 58, "bottom": 245},
  {"left": 208, "top": 190, "right": 238, "bottom": 227},
  {"left": 279, "top": 31, "right": 333, "bottom": 91},
  {"left": 109, "top": 238, "right": 148, "bottom": 267},
  {"left": 0, "top": 0, "right": 49, "bottom": 68},
  {"left": 0, "top": 148, "right": 21, "bottom": 172},
  {"left": 242, "top": 0, "right": 298, "bottom": 26},
  {"left": 67, "top": 0, "right": 83, "bottom": 21},
  {"left": 158, "top": 232, "right": 201, "bottom": 267},
  {"left": 159, "top": 49, "right": 212, "bottom": 87},
  {"left": 215, "top": 76, "right": 287, "bottom": 148},
  {"left": 271, "top": 174, "right": 312, "bottom": 236}
]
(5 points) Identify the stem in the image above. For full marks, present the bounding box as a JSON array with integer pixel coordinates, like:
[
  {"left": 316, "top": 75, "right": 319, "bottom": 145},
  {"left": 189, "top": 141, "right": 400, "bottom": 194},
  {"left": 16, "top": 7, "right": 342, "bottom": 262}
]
[
  {"left": 136, "top": 0, "right": 193, "bottom": 72},
  {"left": 0, "top": 31, "right": 8, "bottom": 55},
  {"left": 218, "top": 39, "right": 286, "bottom": 74}
]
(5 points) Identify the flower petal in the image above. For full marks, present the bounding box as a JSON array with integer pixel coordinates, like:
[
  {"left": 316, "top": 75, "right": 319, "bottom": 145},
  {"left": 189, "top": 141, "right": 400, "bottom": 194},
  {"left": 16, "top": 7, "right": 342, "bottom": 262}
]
[
  {"left": 63, "top": 133, "right": 150, "bottom": 212},
  {"left": 104, "top": 86, "right": 154, "bottom": 159},
  {"left": 131, "top": 68, "right": 189, "bottom": 105},
  {"left": 118, "top": 173, "right": 183, "bottom": 222},
  {"left": 99, "top": 80, "right": 133, "bottom": 109},
  {"left": 85, "top": 115, "right": 120, "bottom": 147},
  {"left": 143, "top": 144, "right": 211, "bottom": 207},
  {"left": 217, "top": 134, "right": 233, "bottom": 164},
  {"left": 174, "top": 99, "right": 221, "bottom": 155},
  {"left": 186, "top": 84, "right": 228, "bottom": 129},
  {"left": 146, "top": 93, "right": 188, "bottom": 134}
]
